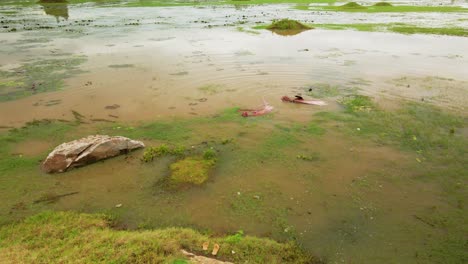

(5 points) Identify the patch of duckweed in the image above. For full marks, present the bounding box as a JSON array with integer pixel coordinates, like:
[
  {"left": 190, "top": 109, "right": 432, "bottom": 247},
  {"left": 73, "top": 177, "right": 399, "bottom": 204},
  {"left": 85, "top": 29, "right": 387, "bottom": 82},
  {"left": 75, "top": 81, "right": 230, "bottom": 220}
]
[
  {"left": 0, "top": 211, "right": 315, "bottom": 263},
  {"left": 0, "top": 56, "right": 87, "bottom": 101}
]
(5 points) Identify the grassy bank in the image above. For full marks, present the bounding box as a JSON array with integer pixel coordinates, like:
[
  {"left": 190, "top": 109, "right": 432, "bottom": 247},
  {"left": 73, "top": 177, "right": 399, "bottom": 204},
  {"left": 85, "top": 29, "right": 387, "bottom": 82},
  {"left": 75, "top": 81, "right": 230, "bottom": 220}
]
[
  {"left": 0, "top": 211, "right": 316, "bottom": 263},
  {"left": 306, "top": 2, "right": 468, "bottom": 13}
]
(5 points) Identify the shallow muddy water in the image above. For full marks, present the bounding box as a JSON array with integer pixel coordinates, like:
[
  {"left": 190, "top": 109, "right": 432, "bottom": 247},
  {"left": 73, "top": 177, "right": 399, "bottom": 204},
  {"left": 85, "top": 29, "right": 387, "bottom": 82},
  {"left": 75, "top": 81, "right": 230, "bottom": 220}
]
[{"left": 1, "top": 1, "right": 467, "bottom": 263}]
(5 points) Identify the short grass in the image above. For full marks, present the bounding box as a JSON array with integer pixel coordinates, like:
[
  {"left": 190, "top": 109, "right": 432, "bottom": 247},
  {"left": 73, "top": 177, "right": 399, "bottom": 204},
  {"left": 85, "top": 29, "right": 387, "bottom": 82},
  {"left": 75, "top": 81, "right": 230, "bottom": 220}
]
[{"left": 0, "top": 211, "right": 316, "bottom": 263}]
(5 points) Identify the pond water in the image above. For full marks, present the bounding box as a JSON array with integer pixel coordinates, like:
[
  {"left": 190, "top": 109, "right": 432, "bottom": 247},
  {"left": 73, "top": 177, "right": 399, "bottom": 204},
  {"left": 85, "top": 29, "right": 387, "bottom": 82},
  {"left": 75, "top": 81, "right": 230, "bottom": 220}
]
[{"left": 0, "top": 1, "right": 467, "bottom": 263}]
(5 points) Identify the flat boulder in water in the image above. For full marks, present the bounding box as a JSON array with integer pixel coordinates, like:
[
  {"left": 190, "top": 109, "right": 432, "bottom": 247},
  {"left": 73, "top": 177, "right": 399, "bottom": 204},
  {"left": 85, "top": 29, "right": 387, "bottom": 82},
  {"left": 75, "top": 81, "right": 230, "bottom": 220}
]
[{"left": 41, "top": 135, "right": 144, "bottom": 173}]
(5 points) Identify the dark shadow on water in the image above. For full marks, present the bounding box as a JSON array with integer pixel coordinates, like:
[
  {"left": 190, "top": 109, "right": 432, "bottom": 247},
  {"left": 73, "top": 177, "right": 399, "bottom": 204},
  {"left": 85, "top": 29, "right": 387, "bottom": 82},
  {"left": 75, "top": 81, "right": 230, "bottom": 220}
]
[
  {"left": 268, "top": 29, "right": 310, "bottom": 36},
  {"left": 38, "top": 0, "right": 69, "bottom": 22}
]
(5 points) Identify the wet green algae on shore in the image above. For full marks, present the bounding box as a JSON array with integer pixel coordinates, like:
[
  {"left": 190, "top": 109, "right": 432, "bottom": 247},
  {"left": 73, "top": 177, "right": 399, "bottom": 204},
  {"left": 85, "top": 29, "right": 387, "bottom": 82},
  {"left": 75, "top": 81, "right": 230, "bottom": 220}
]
[{"left": 0, "top": 92, "right": 467, "bottom": 262}]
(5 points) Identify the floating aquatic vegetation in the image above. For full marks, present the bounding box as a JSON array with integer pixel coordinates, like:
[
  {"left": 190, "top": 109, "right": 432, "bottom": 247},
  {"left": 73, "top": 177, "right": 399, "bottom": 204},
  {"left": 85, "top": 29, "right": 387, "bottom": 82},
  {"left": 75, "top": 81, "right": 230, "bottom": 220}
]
[{"left": 0, "top": 56, "right": 87, "bottom": 101}]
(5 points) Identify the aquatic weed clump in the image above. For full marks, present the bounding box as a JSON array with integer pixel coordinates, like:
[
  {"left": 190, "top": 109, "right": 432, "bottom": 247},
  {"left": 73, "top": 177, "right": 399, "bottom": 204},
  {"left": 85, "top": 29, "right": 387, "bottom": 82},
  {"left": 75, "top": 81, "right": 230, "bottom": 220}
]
[
  {"left": 267, "top": 19, "right": 312, "bottom": 31},
  {"left": 340, "top": 2, "right": 366, "bottom": 9}
]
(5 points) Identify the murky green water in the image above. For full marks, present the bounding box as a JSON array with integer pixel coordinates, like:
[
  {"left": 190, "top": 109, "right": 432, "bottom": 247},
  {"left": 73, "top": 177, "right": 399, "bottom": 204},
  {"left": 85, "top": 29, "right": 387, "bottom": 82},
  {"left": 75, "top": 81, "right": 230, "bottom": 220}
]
[{"left": 1, "top": 1, "right": 467, "bottom": 263}]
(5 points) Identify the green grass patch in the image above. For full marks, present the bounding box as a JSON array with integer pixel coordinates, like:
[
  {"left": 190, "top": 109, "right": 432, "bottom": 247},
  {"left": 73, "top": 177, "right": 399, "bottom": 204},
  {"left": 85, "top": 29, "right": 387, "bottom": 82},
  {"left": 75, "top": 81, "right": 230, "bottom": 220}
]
[{"left": 0, "top": 211, "right": 316, "bottom": 263}]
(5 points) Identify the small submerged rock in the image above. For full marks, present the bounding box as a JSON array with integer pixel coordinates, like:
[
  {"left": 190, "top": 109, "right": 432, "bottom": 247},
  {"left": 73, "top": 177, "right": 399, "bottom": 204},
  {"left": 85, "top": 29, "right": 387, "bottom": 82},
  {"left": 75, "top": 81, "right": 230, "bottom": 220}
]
[{"left": 41, "top": 135, "right": 144, "bottom": 173}]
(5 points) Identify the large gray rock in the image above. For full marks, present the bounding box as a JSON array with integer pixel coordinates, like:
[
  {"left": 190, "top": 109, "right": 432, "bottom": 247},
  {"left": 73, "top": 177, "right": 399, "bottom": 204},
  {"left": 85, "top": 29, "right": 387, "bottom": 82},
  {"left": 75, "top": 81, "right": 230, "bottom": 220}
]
[{"left": 41, "top": 135, "right": 144, "bottom": 173}]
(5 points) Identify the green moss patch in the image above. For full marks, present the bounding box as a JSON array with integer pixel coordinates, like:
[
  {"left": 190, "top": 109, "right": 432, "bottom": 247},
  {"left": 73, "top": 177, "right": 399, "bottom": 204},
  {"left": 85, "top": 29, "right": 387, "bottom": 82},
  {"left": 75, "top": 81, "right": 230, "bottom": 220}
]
[
  {"left": 0, "top": 211, "right": 315, "bottom": 263},
  {"left": 169, "top": 158, "right": 216, "bottom": 185}
]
